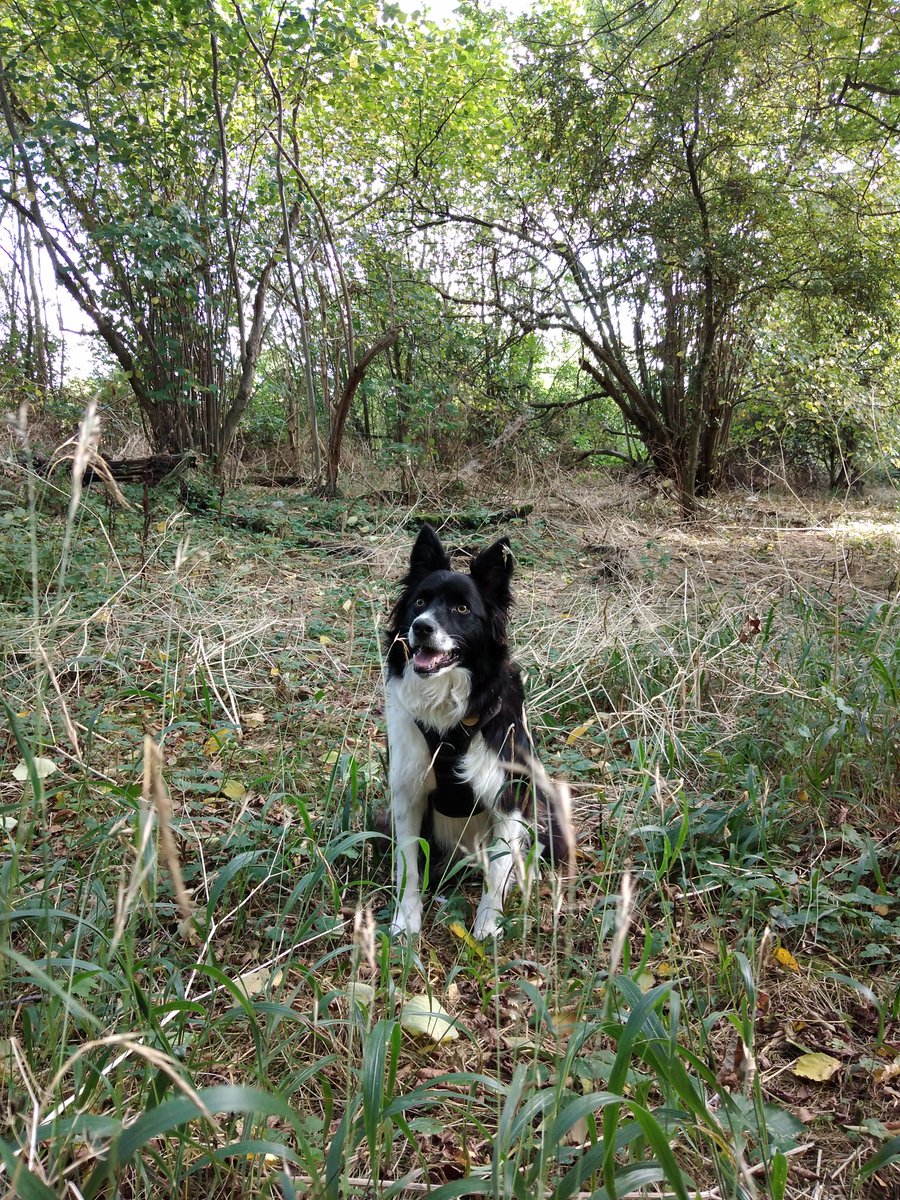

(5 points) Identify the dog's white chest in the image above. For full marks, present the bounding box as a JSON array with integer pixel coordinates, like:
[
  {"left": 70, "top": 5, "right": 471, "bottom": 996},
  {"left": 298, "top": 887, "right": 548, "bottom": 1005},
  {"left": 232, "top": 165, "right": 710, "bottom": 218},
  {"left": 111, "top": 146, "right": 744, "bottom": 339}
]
[{"left": 387, "top": 663, "right": 472, "bottom": 731}]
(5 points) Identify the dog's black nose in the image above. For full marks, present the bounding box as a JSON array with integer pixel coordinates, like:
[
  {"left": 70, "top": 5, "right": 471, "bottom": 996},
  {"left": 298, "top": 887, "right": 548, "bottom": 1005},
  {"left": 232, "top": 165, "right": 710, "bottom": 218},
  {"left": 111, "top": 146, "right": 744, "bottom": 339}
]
[{"left": 411, "top": 615, "right": 435, "bottom": 639}]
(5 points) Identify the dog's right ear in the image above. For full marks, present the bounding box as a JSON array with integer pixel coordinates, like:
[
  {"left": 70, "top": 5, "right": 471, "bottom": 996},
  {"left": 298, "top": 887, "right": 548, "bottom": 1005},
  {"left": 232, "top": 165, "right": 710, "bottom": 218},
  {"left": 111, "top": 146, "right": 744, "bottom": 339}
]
[{"left": 407, "top": 523, "right": 450, "bottom": 579}]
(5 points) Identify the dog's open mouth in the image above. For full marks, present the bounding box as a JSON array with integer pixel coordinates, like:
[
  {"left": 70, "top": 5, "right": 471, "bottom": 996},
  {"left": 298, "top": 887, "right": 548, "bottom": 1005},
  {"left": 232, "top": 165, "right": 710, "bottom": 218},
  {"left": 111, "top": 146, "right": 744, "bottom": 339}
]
[{"left": 412, "top": 647, "right": 460, "bottom": 675}]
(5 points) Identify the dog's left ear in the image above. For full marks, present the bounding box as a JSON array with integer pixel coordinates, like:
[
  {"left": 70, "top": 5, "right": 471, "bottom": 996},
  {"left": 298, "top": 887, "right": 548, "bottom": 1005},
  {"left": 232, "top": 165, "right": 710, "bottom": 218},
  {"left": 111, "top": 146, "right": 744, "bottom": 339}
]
[
  {"left": 470, "top": 536, "right": 514, "bottom": 613},
  {"left": 407, "top": 523, "right": 451, "bottom": 580}
]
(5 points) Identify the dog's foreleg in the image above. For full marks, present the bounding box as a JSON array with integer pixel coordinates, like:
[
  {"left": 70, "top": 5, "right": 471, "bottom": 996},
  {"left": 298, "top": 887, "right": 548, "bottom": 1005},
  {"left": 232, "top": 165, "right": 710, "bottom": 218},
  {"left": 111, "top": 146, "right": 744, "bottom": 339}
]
[
  {"left": 472, "top": 811, "right": 531, "bottom": 941},
  {"left": 390, "top": 787, "right": 428, "bottom": 937}
]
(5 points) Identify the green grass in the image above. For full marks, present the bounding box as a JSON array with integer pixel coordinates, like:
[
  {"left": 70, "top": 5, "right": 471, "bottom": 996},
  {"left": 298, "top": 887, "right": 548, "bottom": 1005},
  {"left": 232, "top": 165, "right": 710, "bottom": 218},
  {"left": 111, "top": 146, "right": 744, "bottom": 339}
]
[{"left": 1, "top": 454, "right": 898, "bottom": 1197}]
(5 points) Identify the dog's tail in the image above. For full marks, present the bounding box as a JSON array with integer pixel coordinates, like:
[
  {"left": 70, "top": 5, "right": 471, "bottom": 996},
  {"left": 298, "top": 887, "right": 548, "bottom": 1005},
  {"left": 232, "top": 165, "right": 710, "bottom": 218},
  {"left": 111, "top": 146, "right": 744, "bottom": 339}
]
[
  {"left": 506, "top": 751, "right": 575, "bottom": 874},
  {"left": 529, "top": 756, "right": 576, "bottom": 875}
]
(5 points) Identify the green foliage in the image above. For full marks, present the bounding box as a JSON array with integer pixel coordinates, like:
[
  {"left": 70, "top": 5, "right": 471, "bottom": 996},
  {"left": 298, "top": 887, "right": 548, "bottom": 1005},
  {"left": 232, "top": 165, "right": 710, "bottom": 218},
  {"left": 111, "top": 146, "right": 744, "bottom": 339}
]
[
  {"left": 736, "top": 296, "right": 900, "bottom": 486},
  {"left": 2, "top": 0, "right": 899, "bottom": 491}
]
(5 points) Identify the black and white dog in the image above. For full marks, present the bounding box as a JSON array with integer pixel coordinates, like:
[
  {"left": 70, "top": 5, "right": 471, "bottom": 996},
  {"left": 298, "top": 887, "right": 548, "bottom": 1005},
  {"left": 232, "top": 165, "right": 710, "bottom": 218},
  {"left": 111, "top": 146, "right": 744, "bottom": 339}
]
[{"left": 385, "top": 524, "right": 568, "bottom": 939}]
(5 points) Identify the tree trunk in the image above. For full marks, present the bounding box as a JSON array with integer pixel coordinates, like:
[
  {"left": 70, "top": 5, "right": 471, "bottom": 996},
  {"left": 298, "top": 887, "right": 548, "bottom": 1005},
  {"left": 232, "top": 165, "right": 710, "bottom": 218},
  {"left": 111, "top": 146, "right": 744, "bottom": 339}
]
[{"left": 324, "top": 329, "right": 399, "bottom": 497}]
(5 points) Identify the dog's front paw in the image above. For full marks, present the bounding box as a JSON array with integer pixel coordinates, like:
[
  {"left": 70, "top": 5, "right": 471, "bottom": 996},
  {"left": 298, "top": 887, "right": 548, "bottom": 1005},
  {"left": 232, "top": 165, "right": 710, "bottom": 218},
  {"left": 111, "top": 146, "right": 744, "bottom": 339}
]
[
  {"left": 390, "top": 900, "right": 423, "bottom": 938},
  {"left": 472, "top": 902, "right": 504, "bottom": 942}
]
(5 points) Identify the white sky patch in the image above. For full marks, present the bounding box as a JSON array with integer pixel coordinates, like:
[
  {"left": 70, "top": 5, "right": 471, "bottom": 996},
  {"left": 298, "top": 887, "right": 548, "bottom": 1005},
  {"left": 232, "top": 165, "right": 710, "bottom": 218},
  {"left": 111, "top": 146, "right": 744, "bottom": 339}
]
[
  {"left": 51, "top": 271, "right": 103, "bottom": 379},
  {"left": 400, "top": 0, "right": 536, "bottom": 23}
]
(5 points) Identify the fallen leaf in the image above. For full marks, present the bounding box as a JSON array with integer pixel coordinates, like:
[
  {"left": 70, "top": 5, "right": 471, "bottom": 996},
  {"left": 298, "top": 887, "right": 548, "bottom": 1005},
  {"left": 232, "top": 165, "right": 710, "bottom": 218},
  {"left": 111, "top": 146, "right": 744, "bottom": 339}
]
[
  {"left": 502, "top": 1034, "right": 535, "bottom": 1049},
  {"left": 244, "top": 710, "right": 265, "bottom": 727},
  {"left": 551, "top": 1007, "right": 580, "bottom": 1037},
  {"left": 635, "top": 970, "right": 655, "bottom": 994},
  {"left": 345, "top": 982, "right": 376, "bottom": 1010},
  {"left": 566, "top": 719, "right": 595, "bottom": 745},
  {"left": 203, "top": 729, "right": 233, "bottom": 756},
  {"left": 874, "top": 1055, "right": 900, "bottom": 1084},
  {"left": 319, "top": 635, "right": 334, "bottom": 646},
  {"left": 220, "top": 779, "right": 246, "bottom": 801},
  {"left": 792, "top": 1052, "right": 840, "bottom": 1082},
  {"left": 448, "top": 920, "right": 485, "bottom": 957},
  {"left": 565, "top": 1116, "right": 590, "bottom": 1145},
  {"left": 12, "top": 757, "right": 57, "bottom": 782},
  {"left": 399, "top": 995, "right": 459, "bottom": 1043},
  {"left": 773, "top": 946, "right": 800, "bottom": 972},
  {"left": 236, "top": 966, "right": 283, "bottom": 999}
]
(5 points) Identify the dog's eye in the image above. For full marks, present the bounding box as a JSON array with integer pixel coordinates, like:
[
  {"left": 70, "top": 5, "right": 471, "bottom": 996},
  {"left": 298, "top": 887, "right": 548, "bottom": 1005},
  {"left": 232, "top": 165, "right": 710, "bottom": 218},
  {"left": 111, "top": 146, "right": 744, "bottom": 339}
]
[
  {"left": 414, "top": 598, "right": 425, "bottom": 608},
  {"left": 454, "top": 603, "right": 469, "bottom": 614}
]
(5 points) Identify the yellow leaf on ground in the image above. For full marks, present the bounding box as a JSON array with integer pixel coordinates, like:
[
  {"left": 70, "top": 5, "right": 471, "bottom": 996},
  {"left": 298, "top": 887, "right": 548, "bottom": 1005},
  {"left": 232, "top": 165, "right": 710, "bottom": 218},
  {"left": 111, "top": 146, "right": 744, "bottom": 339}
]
[
  {"left": 792, "top": 1053, "right": 840, "bottom": 1082},
  {"left": 773, "top": 946, "right": 800, "bottom": 972},
  {"left": 319, "top": 634, "right": 334, "bottom": 646},
  {"left": 203, "top": 729, "right": 233, "bottom": 756},
  {"left": 220, "top": 779, "right": 246, "bottom": 801},
  {"left": 399, "top": 994, "right": 459, "bottom": 1043},
  {"left": 321, "top": 750, "right": 340, "bottom": 766},
  {"left": 244, "top": 710, "right": 265, "bottom": 727},
  {"left": 448, "top": 920, "right": 485, "bottom": 957},
  {"left": 566, "top": 719, "right": 595, "bottom": 745}
]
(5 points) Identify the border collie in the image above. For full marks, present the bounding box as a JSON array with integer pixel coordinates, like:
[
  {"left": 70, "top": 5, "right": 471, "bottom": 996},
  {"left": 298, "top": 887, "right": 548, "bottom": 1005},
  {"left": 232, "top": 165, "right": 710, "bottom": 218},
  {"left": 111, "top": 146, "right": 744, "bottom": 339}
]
[{"left": 385, "top": 524, "right": 568, "bottom": 939}]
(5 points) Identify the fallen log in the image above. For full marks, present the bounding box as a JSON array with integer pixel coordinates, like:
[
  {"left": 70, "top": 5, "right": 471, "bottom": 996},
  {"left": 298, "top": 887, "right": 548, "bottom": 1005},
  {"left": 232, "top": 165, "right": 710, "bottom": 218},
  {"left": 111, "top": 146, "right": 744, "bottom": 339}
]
[
  {"left": 406, "top": 505, "right": 533, "bottom": 531},
  {"left": 82, "top": 453, "right": 197, "bottom": 485},
  {"left": 12, "top": 451, "right": 196, "bottom": 490}
]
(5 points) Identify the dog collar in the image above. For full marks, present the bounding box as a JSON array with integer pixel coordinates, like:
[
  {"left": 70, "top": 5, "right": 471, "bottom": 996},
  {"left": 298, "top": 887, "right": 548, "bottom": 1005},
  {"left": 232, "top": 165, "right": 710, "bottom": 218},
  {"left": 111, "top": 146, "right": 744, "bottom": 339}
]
[{"left": 462, "top": 698, "right": 502, "bottom": 731}]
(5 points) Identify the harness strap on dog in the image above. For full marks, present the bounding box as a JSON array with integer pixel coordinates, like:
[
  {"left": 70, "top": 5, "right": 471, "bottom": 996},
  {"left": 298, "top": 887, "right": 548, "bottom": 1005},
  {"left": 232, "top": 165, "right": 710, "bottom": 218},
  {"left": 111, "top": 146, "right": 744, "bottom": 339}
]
[{"left": 416, "top": 701, "right": 502, "bottom": 820}]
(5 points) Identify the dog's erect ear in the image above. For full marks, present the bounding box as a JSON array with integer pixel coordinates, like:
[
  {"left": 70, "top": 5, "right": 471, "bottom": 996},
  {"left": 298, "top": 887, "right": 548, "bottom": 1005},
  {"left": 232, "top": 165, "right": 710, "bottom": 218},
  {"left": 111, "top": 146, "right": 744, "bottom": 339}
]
[
  {"left": 470, "top": 536, "right": 514, "bottom": 609},
  {"left": 408, "top": 523, "right": 450, "bottom": 579}
]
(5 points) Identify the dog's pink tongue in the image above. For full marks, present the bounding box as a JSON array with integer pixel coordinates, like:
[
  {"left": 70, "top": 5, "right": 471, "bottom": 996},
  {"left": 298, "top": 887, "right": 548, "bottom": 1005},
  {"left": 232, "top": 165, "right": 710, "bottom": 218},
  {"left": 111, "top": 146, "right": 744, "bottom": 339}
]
[{"left": 414, "top": 648, "right": 442, "bottom": 670}]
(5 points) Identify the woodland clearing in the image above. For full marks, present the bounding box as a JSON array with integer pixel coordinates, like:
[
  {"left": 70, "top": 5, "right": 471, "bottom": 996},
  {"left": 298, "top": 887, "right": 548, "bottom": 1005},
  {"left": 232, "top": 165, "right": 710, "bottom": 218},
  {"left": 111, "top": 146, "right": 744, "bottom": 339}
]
[{"left": 1, "top": 464, "right": 898, "bottom": 1199}]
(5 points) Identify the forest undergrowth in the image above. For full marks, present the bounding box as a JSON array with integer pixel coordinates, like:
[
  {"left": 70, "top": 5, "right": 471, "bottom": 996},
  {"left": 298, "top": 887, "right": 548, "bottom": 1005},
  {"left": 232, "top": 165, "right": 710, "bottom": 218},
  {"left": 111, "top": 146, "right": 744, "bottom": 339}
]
[{"left": 1, "top": 456, "right": 898, "bottom": 1199}]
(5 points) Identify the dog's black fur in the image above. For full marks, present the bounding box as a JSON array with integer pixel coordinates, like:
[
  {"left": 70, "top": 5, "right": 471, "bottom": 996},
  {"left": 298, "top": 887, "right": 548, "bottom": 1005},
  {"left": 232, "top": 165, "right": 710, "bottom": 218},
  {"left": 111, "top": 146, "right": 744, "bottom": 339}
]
[{"left": 384, "top": 523, "right": 567, "bottom": 938}]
